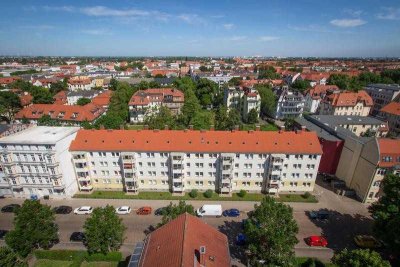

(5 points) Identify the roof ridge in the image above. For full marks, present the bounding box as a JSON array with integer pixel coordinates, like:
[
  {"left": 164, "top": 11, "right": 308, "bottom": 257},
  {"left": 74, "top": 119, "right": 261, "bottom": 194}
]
[{"left": 180, "top": 212, "right": 188, "bottom": 267}]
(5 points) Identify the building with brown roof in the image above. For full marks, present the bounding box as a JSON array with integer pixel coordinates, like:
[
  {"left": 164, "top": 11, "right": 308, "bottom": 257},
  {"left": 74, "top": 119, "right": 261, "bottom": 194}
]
[
  {"left": 0, "top": 77, "right": 21, "bottom": 87},
  {"left": 69, "top": 129, "right": 322, "bottom": 195},
  {"left": 379, "top": 101, "right": 400, "bottom": 136},
  {"left": 319, "top": 90, "right": 373, "bottom": 116},
  {"left": 14, "top": 103, "right": 105, "bottom": 125},
  {"left": 304, "top": 85, "right": 340, "bottom": 113},
  {"left": 129, "top": 88, "right": 184, "bottom": 123},
  {"left": 133, "top": 213, "right": 230, "bottom": 267},
  {"left": 336, "top": 137, "right": 400, "bottom": 203}
]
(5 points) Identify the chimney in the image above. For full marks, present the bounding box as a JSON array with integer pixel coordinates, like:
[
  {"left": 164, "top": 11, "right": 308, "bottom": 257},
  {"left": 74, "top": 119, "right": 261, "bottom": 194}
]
[
  {"left": 144, "top": 125, "right": 149, "bottom": 130},
  {"left": 164, "top": 125, "right": 169, "bottom": 130},
  {"left": 99, "top": 125, "right": 105, "bottom": 130},
  {"left": 199, "top": 246, "right": 206, "bottom": 266},
  {"left": 255, "top": 125, "right": 261, "bottom": 131},
  {"left": 210, "top": 125, "right": 214, "bottom": 131},
  {"left": 279, "top": 125, "right": 285, "bottom": 133},
  {"left": 189, "top": 125, "right": 194, "bottom": 130},
  {"left": 120, "top": 124, "right": 124, "bottom": 130},
  {"left": 301, "top": 125, "right": 306, "bottom": 132}
]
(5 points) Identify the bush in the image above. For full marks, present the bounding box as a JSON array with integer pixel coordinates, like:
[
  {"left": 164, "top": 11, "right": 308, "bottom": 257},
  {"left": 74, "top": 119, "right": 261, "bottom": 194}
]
[
  {"left": 86, "top": 251, "right": 122, "bottom": 262},
  {"left": 189, "top": 189, "right": 198, "bottom": 198},
  {"left": 237, "top": 190, "right": 247, "bottom": 198},
  {"left": 203, "top": 189, "right": 213, "bottom": 198},
  {"left": 302, "top": 192, "right": 311, "bottom": 199},
  {"left": 300, "top": 258, "right": 326, "bottom": 267}
]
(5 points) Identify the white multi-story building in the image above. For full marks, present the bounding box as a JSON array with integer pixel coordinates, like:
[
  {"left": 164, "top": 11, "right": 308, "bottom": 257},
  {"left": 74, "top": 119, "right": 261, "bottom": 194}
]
[
  {"left": 0, "top": 126, "right": 80, "bottom": 199},
  {"left": 275, "top": 88, "right": 305, "bottom": 119},
  {"left": 319, "top": 90, "right": 373, "bottom": 116},
  {"left": 69, "top": 129, "right": 322, "bottom": 195},
  {"left": 224, "top": 86, "right": 261, "bottom": 120}
]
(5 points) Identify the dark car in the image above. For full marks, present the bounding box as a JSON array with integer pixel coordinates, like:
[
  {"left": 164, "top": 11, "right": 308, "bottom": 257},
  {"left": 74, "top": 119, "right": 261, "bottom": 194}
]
[
  {"left": 1, "top": 204, "right": 21, "bottom": 213},
  {"left": 70, "top": 232, "right": 86, "bottom": 242},
  {"left": 223, "top": 209, "right": 240, "bottom": 217},
  {"left": 154, "top": 207, "right": 167, "bottom": 216},
  {"left": 308, "top": 210, "right": 330, "bottom": 220},
  {"left": 0, "top": 230, "right": 9, "bottom": 239},
  {"left": 53, "top": 206, "right": 73, "bottom": 214}
]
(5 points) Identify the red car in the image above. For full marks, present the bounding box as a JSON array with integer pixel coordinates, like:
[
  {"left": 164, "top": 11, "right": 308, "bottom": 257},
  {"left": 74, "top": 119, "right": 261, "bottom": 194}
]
[
  {"left": 306, "top": 236, "right": 328, "bottom": 247},
  {"left": 136, "top": 206, "right": 152, "bottom": 215}
]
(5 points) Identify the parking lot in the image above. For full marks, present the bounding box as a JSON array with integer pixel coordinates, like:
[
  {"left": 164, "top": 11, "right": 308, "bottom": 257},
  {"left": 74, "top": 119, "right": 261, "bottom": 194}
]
[{"left": 0, "top": 181, "right": 373, "bottom": 263}]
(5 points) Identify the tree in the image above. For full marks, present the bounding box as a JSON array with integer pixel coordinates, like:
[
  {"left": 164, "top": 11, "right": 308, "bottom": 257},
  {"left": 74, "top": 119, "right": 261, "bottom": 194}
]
[
  {"left": 244, "top": 196, "right": 298, "bottom": 266},
  {"left": 144, "top": 106, "right": 176, "bottom": 130},
  {"left": 83, "top": 205, "right": 126, "bottom": 254},
  {"left": 30, "top": 87, "right": 54, "bottom": 104},
  {"left": 369, "top": 173, "right": 400, "bottom": 254},
  {"left": 327, "top": 74, "right": 350, "bottom": 90},
  {"left": 159, "top": 201, "right": 195, "bottom": 226},
  {"left": 0, "top": 247, "right": 27, "bottom": 267},
  {"left": 199, "top": 66, "right": 209, "bottom": 72},
  {"left": 332, "top": 248, "right": 390, "bottom": 267},
  {"left": 37, "top": 114, "right": 61, "bottom": 126},
  {"left": 109, "top": 78, "right": 118, "bottom": 91},
  {"left": 0, "top": 91, "right": 22, "bottom": 122},
  {"left": 215, "top": 106, "right": 241, "bottom": 130},
  {"left": 246, "top": 108, "right": 259, "bottom": 124},
  {"left": 190, "top": 110, "right": 214, "bottom": 130},
  {"left": 228, "top": 77, "right": 242, "bottom": 86},
  {"left": 284, "top": 118, "right": 295, "bottom": 130},
  {"left": 49, "top": 81, "right": 67, "bottom": 95},
  {"left": 255, "top": 84, "right": 276, "bottom": 117},
  {"left": 94, "top": 113, "right": 125, "bottom": 129},
  {"left": 77, "top": 97, "right": 91, "bottom": 106},
  {"left": 292, "top": 79, "right": 310, "bottom": 92},
  {"left": 380, "top": 69, "right": 400, "bottom": 84},
  {"left": 5, "top": 200, "right": 58, "bottom": 257},
  {"left": 195, "top": 78, "right": 219, "bottom": 108},
  {"left": 257, "top": 65, "right": 280, "bottom": 79}
]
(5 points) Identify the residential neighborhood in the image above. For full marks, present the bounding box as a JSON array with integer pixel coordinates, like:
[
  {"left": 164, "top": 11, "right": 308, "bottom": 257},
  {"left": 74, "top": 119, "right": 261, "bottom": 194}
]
[{"left": 0, "top": 1, "right": 400, "bottom": 267}]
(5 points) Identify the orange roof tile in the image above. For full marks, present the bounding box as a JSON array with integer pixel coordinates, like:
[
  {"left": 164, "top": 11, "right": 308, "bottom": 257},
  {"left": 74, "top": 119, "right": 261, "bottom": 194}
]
[
  {"left": 378, "top": 138, "right": 400, "bottom": 167},
  {"left": 92, "top": 90, "right": 113, "bottom": 107},
  {"left": 19, "top": 93, "right": 33, "bottom": 106},
  {"left": 139, "top": 213, "right": 230, "bottom": 267},
  {"left": 15, "top": 103, "right": 105, "bottom": 122},
  {"left": 380, "top": 101, "right": 400, "bottom": 116},
  {"left": 0, "top": 77, "right": 21, "bottom": 85},
  {"left": 129, "top": 88, "right": 184, "bottom": 106},
  {"left": 306, "top": 85, "right": 340, "bottom": 100},
  {"left": 325, "top": 90, "right": 373, "bottom": 107},
  {"left": 69, "top": 129, "right": 322, "bottom": 154}
]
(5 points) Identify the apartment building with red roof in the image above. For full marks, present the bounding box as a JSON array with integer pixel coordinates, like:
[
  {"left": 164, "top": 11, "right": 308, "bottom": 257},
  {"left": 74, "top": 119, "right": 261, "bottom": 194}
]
[
  {"left": 135, "top": 213, "right": 230, "bottom": 267},
  {"left": 0, "top": 77, "right": 21, "bottom": 87},
  {"left": 14, "top": 103, "right": 105, "bottom": 125},
  {"left": 380, "top": 101, "right": 400, "bottom": 136},
  {"left": 319, "top": 90, "right": 373, "bottom": 116},
  {"left": 69, "top": 129, "right": 322, "bottom": 195},
  {"left": 304, "top": 85, "right": 340, "bottom": 113},
  {"left": 129, "top": 88, "right": 184, "bottom": 123},
  {"left": 336, "top": 137, "right": 400, "bottom": 203}
]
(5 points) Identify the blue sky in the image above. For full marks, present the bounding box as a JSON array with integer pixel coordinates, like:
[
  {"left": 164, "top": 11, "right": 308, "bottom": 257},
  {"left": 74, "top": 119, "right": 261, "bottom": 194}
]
[{"left": 1, "top": 0, "right": 400, "bottom": 57}]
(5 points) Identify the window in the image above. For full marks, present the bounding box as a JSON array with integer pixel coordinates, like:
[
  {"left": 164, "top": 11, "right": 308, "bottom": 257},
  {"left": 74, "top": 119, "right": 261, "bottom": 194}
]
[{"left": 373, "top": 181, "right": 381, "bottom": 187}]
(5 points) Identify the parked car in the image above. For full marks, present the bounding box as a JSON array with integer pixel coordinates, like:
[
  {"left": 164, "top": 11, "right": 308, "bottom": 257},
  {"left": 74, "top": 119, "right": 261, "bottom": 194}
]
[
  {"left": 1, "top": 204, "right": 21, "bottom": 213},
  {"left": 70, "top": 232, "right": 86, "bottom": 242},
  {"left": 0, "top": 230, "right": 9, "bottom": 239},
  {"left": 196, "top": 205, "right": 222, "bottom": 217},
  {"left": 236, "top": 233, "right": 246, "bottom": 246},
  {"left": 154, "top": 207, "right": 167, "bottom": 216},
  {"left": 53, "top": 206, "right": 72, "bottom": 214},
  {"left": 223, "top": 208, "right": 240, "bottom": 217},
  {"left": 137, "top": 207, "right": 152, "bottom": 215},
  {"left": 354, "top": 235, "right": 382, "bottom": 249},
  {"left": 306, "top": 236, "right": 328, "bottom": 247},
  {"left": 74, "top": 206, "right": 93, "bottom": 215},
  {"left": 308, "top": 210, "right": 329, "bottom": 220},
  {"left": 116, "top": 206, "right": 131, "bottom": 215}
]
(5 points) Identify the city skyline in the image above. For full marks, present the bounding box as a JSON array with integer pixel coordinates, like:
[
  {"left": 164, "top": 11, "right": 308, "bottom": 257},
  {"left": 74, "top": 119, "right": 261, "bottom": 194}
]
[{"left": 1, "top": 0, "right": 400, "bottom": 57}]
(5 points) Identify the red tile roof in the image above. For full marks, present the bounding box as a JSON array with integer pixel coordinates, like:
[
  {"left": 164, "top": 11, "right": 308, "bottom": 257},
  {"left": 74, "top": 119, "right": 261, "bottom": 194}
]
[
  {"left": 378, "top": 138, "right": 400, "bottom": 167},
  {"left": 19, "top": 93, "right": 33, "bottom": 106},
  {"left": 15, "top": 103, "right": 105, "bottom": 122},
  {"left": 53, "top": 91, "right": 67, "bottom": 104},
  {"left": 139, "top": 213, "right": 230, "bottom": 267},
  {"left": 306, "top": 85, "right": 340, "bottom": 100},
  {"left": 301, "top": 73, "right": 330, "bottom": 81},
  {"left": 325, "top": 90, "right": 373, "bottom": 107},
  {"left": 92, "top": 90, "right": 113, "bottom": 107},
  {"left": 0, "top": 77, "right": 21, "bottom": 85},
  {"left": 380, "top": 101, "right": 400, "bottom": 116},
  {"left": 129, "top": 88, "right": 184, "bottom": 106},
  {"left": 69, "top": 129, "right": 322, "bottom": 154}
]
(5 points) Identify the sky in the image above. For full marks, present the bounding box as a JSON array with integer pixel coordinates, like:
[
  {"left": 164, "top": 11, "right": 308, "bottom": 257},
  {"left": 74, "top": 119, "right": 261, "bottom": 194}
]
[{"left": 0, "top": 0, "right": 400, "bottom": 57}]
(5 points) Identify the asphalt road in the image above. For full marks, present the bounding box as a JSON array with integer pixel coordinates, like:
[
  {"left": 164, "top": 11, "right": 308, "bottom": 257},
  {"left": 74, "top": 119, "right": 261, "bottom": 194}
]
[{"left": 0, "top": 182, "right": 373, "bottom": 264}]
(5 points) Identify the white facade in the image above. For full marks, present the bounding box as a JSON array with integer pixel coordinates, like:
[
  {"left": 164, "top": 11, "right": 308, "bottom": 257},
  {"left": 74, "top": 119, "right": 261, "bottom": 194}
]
[
  {"left": 304, "top": 94, "right": 320, "bottom": 114},
  {"left": 0, "top": 126, "right": 80, "bottom": 199},
  {"left": 71, "top": 148, "right": 321, "bottom": 195}
]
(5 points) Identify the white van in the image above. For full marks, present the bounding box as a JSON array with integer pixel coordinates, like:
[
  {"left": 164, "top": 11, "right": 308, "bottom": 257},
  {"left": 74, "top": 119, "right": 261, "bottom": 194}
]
[{"left": 196, "top": 204, "right": 222, "bottom": 217}]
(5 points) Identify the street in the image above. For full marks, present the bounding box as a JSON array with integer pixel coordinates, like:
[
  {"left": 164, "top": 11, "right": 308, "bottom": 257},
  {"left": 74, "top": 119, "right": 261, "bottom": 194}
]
[{"left": 0, "top": 181, "right": 373, "bottom": 264}]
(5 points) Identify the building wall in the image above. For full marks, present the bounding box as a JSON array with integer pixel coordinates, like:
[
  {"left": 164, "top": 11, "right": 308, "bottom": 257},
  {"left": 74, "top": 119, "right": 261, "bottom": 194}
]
[{"left": 318, "top": 138, "right": 344, "bottom": 175}]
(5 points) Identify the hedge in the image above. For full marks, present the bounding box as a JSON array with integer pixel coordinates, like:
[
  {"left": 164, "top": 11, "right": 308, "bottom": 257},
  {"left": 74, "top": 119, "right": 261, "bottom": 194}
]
[{"left": 34, "top": 250, "right": 122, "bottom": 262}]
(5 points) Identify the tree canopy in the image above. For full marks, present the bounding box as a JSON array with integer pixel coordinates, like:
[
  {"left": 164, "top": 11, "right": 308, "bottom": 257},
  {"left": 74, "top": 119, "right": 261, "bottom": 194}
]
[
  {"left": 0, "top": 247, "right": 27, "bottom": 267},
  {"left": 257, "top": 66, "right": 280, "bottom": 79},
  {"left": 255, "top": 84, "right": 276, "bottom": 117},
  {"left": 292, "top": 79, "right": 310, "bottom": 92},
  {"left": 77, "top": 97, "right": 91, "bottom": 106},
  {"left": 144, "top": 106, "right": 176, "bottom": 130},
  {"left": 244, "top": 196, "right": 298, "bottom": 266},
  {"left": 83, "top": 205, "right": 126, "bottom": 254},
  {"left": 5, "top": 200, "right": 58, "bottom": 257},
  {"left": 159, "top": 201, "right": 195, "bottom": 227},
  {"left": 332, "top": 248, "right": 390, "bottom": 267},
  {"left": 369, "top": 173, "right": 400, "bottom": 253},
  {"left": 0, "top": 91, "right": 22, "bottom": 122}
]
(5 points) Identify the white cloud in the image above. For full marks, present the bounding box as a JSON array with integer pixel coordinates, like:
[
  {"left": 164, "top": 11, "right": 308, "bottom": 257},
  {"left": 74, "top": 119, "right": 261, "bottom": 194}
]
[
  {"left": 80, "top": 6, "right": 150, "bottom": 17},
  {"left": 376, "top": 7, "right": 400, "bottom": 20},
  {"left": 81, "top": 29, "right": 111, "bottom": 35},
  {"left": 230, "top": 36, "right": 247, "bottom": 41},
  {"left": 260, "top": 36, "right": 279, "bottom": 41},
  {"left": 177, "top": 14, "right": 206, "bottom": 25},
  {"left": 223, "top": 23, "right": 234, "bottom": 30},
  {"left": 288, "top": 24, "right": 330, "bottom": 33},
  {"left": 43, "top": 5, "right": 75, "bottom": 12},
  {"left": 330, "top": 18, "right": 366, "bottom": 27}
]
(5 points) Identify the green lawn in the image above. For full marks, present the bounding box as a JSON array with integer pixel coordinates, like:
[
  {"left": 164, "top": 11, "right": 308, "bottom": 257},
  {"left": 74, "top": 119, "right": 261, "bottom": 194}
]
[
  {"left": 81, "top": 262, "right": 122, "bottom": 267},
  {"left": 34, "top": 259, "right": 72, "bottom": 267},
  {"left": 74, "top": 191, "right": 317, "bottom": 203}
]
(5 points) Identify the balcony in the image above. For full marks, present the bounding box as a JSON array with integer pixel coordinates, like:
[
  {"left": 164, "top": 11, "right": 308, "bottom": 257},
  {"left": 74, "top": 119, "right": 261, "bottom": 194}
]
[
  {"left": 271, "top": 169, "right": 281, "bottom": 175},
  {"left": 79, "top": 184, "right": 93, "bottom": 191},
  {"left": 77, "top": 176, "right": 91, "bottom": 182},
  {"left": 172, "top": 164, "right": 183, "bottom": 170},
  {"left": 266, "top": 187, "right": 278, "bottom": 193},
  {"left": 123, "top": 163, "right": 134, "bottom": 169},
  {"left": 53, "top": 184, "right": 65, "bottom": 190}
]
